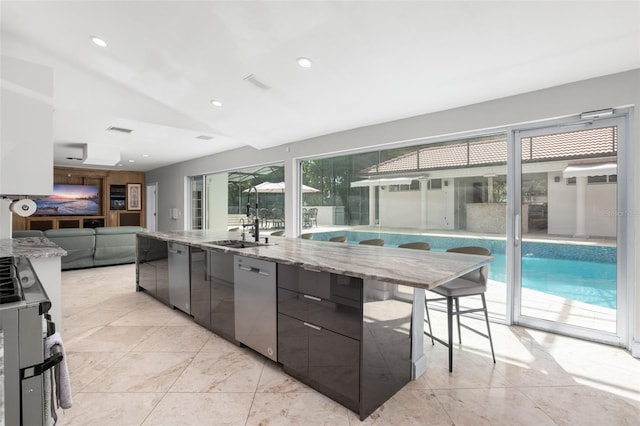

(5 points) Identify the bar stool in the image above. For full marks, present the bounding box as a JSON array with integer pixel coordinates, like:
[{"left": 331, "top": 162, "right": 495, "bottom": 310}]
[
  {"left": 359, "top": 238, "right": 384, "bottom": 246},
  {"left": 398, "top": 241, "right": 430, "bottom": 250},
  {"left": 329, "top": 236, "right": 347, "bottom": 242},
  {"left": 424, "top": 246, "right": 495, "bottom": 372}
]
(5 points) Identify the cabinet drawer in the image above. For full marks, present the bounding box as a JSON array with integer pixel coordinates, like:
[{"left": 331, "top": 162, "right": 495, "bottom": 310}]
[
  {"left": 278, "top": 288, "right": 361, "bottom": 340},
  {"left": 278, "top": 264, "right": 362, "bottom": 303},
  {"left": 277, "top": 313, "right": 359, "bottom": 411}
]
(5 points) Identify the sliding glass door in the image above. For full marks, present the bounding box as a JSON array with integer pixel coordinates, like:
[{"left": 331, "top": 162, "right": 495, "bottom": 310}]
[{"left": 513, "top": 115, "right": 627, "bottom": 344}]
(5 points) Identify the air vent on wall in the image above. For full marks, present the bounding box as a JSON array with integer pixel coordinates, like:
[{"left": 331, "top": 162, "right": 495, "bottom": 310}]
[
  {"left": 243, "top": 74, "right": 271, "bottom": 90},
  {"left": 196, "top": 135, "right": 214, "bottom": 140},
  {"left": 106, "top": 126, "right": 133, "bottom": 134}
]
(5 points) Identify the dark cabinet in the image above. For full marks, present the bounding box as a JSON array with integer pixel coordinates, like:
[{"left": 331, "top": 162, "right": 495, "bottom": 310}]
[
  {"left": 277, "top": 264, "right": 362, "bottom": 413},
  {"left": 209, "top": 251, "right": 236, "bottom": 342},
  {"left": 136, "top": 235, "right": 168, "bottom": 304},
  {"left": 278, "top": 313, "right": 360, "bottom": 412},
  {"left": 191, "top": 247, "right": 209, "bottom": 327},
  {"left": 277, "top": 264, "right": 412, "bottom": 420}
]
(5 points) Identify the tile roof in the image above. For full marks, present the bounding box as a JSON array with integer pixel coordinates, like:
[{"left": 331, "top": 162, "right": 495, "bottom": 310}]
[{"left": 360, "top": 126, "right": 616, "bottom": 176}]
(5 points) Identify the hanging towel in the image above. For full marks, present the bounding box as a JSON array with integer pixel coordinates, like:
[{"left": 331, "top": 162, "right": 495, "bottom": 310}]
[{"left": 45, "top": 331, "right": 73, "bottom": 410}]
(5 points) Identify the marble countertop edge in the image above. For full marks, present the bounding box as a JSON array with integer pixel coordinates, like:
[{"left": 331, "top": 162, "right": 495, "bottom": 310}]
[
  {"left": 0, "top": 237, "right": 67, "bottom": 259},
  {"left": 138, "top": 230, "right": 494, "bottom": 290}
]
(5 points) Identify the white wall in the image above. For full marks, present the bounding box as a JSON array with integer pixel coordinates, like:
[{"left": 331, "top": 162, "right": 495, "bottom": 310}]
[
  {"left": 206, "top": 173, "right": 228, "bottom": 231},
  {"left": 426, "top": 185, "right": 454, "bottom": 229},
  {"left": 378, "top": 190, "right": 420, "bottom": 228},
  {"left": 146, "top": 69, "right": 639, "bottom": 354},
  {"left": 548, "top": 171, "right": 617, "bottom": 237}
]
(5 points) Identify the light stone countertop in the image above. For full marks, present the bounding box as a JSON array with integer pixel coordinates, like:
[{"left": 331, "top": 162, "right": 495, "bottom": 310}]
[
  {"left": 0, "top": 237, "right": 67, "bottom": 259},
  {"left": 139, "top": 230, "right": 494, "bottom": 290}
]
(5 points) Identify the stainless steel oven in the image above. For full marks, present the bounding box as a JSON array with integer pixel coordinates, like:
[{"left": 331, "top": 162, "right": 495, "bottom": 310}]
[{"left": 1, "top": 256, "right": 59, "bottom": 426}]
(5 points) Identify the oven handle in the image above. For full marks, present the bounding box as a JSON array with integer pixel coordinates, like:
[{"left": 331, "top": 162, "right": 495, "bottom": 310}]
[{"left": 20, "top": 352, "right": 63, "bottom": 380}]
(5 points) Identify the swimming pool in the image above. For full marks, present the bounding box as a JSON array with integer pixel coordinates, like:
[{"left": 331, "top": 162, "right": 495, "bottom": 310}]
[{"left": 313, "top": 231, "right": 617, "bottom": 309}]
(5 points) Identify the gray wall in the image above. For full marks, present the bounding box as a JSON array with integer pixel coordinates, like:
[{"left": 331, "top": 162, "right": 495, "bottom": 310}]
[{"left": 147, "top": 69, "right": 639, "bottom": 353}]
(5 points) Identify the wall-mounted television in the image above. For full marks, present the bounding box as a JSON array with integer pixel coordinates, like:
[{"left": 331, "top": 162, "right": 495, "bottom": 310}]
[{"left": 34, "top": 184, "right": 100, "bottom": 216}]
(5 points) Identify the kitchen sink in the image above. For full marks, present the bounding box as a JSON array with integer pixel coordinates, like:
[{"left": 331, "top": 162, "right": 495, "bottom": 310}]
[{"left": 205, "top": 239, "right": 267, "bottom": 249}]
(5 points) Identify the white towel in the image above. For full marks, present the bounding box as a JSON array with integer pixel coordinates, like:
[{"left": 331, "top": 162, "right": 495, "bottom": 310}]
[{"left": 45, "top": 331, "right": 73, "bottom": 410}]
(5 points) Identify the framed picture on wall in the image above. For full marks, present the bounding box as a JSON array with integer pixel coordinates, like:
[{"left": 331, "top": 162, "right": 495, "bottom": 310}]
[{"left": 127, "top": 183, "right": 141, "bottom": 210}]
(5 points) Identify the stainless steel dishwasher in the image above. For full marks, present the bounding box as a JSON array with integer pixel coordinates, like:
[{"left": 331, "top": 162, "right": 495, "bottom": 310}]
[
  {"left": 234, "top": 256, "right": 277, "bottom": 361},
  {"left": 168, "top": 242, "right": 191, "bottom": 314}
]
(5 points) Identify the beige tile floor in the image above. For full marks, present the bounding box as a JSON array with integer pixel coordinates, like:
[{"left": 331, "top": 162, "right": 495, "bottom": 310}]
[{"left": 56, "top": 264, "right": 640, "bottom": 425}]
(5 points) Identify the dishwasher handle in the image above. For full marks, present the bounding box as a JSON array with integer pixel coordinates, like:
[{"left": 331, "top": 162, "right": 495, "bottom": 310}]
[{"left": 238, "top": 265, "right": 271, "bottom": 276}]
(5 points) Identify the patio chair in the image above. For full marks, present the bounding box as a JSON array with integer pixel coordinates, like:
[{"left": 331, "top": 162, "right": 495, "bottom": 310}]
[
  {"left": 329, "top": 236, "right": 347, "bottom": 242},
  {"left": 424, "top": 246, "right": 495, "bottom": 372},
  {"left": 271, "top": 207, "right": 284, "bottom": 229},
  {"left": 307, "top": 207, "right": 318, "bottom": 227},
  {"left": 301, "top": 233, "right": 313, "bottom": 239},
  {"left": 270, "top": 230, "right": 284, "bottom": 236},
  {"left": 359, "top": 238, "right": 384, "bottom": 246}
]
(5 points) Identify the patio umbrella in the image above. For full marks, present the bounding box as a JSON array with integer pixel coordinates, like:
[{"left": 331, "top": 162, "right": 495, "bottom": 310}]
[{"left": 243, "top": 182, "right": 319, "bottom": 193}]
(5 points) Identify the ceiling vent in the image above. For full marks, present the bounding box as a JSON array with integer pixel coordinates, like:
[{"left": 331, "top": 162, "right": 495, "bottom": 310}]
[
  {"left": 196, "top": 135, "right": 214, "bottom": 141},
  {"left": 83, "top": 144, "right": 121, "bottom": 166},
  {"left": 106, "top": 126, "right": 133, "bottom": 134},
  {"left": 243, "top": 74, "right": 271, "bottom": 90}
]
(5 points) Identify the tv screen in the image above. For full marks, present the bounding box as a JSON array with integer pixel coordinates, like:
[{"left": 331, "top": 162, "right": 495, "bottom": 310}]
[{"left": 34, "top": 184, "right": 100, "bottom": 216}]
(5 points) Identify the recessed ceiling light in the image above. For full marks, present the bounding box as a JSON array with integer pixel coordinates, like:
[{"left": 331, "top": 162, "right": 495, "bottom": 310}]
[
  {"left": 296, "top": 57, "right": 313, "bottom": 68},
  {"left": 142, "top": 154, "right": 149, "bottom": 158},
  {"left": 128, "top": 159, "right": 135, "bottom": 163},
  {"left": 210, "top": 99, "right": 223, "bottom": 107},
  {"left": 90, "top": 35, "right": 107, "bottom": 48},
  {"left": 117, "top": 163, "right": 123, "bottom": 167}
]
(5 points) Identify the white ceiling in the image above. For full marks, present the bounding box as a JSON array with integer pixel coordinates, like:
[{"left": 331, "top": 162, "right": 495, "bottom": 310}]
[{"left": 1, "top": 1, "right": 638, "bottom": 172}]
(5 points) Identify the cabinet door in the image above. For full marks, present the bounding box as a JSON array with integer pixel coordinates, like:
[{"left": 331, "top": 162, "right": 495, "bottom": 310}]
[
  {"left": 137, "top": 262, "right": 156, "bottom": 295},
  {"left": 277, "top": 313, "right": 309, "bottom": 378},
  {"left": 308, "top": 326, "right": 360, "bottom": 410},
  {"left": 191, "top": 249, "right": 210, "bottom": 327},
  {"left": 209, "top": 251, "right": 235, "bottom": 339},
  {"left": 155, "top": 257, "right": 170, "bottom": 304}
]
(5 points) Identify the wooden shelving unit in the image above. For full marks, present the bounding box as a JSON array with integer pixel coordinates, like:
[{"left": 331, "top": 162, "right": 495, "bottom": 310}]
[{"left": 12, "top": 166, "right": 146, "bottom": 230}]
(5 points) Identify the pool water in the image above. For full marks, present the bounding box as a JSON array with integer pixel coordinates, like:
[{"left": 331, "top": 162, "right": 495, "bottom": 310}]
[
  {"left": 314, "top": 231, "right": 617, "bottom": 309},
  {"left": 489, "top": 254, "right": 616, "bottom": 309}
]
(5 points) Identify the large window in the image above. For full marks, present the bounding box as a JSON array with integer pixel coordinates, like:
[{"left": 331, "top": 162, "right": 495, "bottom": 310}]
[{"left": 189, "top": 163, "right": 285, "bottom": 232}]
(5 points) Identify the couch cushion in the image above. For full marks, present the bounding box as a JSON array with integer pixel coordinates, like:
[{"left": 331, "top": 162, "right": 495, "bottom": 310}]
[
  {"left": 12, "top": 230, "right": 45, "bottom": 238},
  {"left": 93, "top": 226, "right": 143, "bottom": 266},
  {"left": 94, "top": 226, "right": 144, "bottom": 235},
  {"left": 44, "top": 228, "right": 95, "bottom": 270}
]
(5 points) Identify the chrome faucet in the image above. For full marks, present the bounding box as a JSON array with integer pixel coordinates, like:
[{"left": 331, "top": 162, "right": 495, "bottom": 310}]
[
  {"left": 240, "top": 218, "right": 247, "bottom": 241},
  {"left": 246, "top": 186, "right": 260, "bottom": 242}
]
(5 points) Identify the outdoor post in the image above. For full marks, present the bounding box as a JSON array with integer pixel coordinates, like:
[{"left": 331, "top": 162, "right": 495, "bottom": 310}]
[
  {"left": 574, "top": 176, "right": 588, "bottom": 237},
  {"left": 419, "top": 177, "right": 428, "bottom": 230},
  {"left": 369, "top": 186, "right": 376, "bottom": 226}
]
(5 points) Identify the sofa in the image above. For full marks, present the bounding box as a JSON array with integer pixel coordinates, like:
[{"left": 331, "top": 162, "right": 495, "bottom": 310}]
[{"left": 13, "top": 226, "right": 144, "bottom": 270}]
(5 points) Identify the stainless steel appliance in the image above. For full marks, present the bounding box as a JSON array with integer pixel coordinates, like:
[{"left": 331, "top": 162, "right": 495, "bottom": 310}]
[
  {"left": 234, "top": 256, "right": 277, "bottom": 361},
  {"left": 168, "top": 242, "right": 191, "bottom": 314},
  {"left": 0, "top": 256, "right": 59, "bottom": 426}
]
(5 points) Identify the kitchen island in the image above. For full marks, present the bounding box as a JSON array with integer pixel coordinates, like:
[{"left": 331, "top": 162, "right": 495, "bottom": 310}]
[{"left": 136, "top": 230, "right": 493, "bottom": 420}]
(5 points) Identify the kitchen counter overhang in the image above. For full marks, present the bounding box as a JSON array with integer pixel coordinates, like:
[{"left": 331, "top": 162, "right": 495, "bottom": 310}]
[{"left": 138, "top": 229, "right": 494, "bottom": 291}]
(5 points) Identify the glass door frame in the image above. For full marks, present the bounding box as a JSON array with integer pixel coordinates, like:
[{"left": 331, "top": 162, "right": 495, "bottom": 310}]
[{"left": 509, "top": 112, "right": 632, "bottom": 347}]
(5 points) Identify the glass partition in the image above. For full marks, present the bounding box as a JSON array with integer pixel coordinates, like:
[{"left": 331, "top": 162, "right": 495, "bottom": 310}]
[
  {"left": 190, "top": 163, "right": 285, "bottom": 232},
  {"left": 301, "top": 134, "right": 509, "bottom": 320}
]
